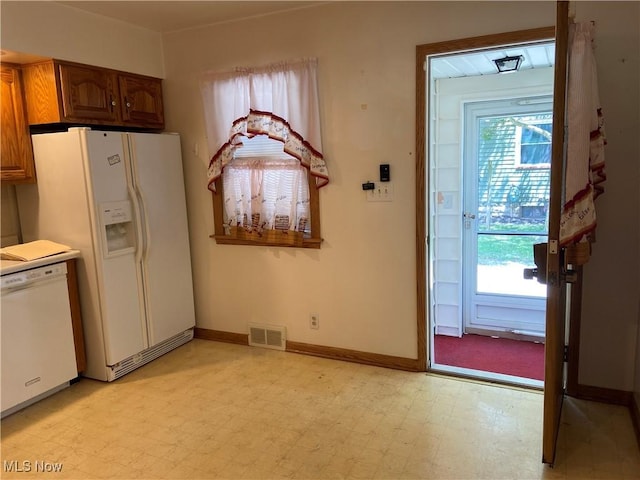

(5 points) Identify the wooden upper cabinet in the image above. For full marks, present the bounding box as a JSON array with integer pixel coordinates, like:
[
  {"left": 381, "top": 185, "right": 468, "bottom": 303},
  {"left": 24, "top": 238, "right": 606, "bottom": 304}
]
[
  {"left": 1, "top": 63, "right": 36, "bottom": 183},
  {"left": 22, "top": 59, "right": 164, "bottom": 130},
  {"left": 118, "top": 73, "right": 164, "bottom": 127},
  {"left": 58, "top": 63, "right": 119, "bottom": 123}
]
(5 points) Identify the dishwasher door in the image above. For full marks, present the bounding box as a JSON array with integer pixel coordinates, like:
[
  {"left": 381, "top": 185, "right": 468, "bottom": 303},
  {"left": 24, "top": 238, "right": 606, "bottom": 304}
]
[{"left": 1, "top": 263, "right": 78, "bottom": 415}]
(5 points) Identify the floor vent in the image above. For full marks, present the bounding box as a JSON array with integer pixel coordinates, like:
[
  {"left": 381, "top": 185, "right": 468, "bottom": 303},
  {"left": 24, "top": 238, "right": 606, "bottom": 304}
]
[
  {"left": 108, "top": 329, "right": 194, "bottom": 381},
  {"left": 248, "top": 323, "right": 286, "bottom": 351}
]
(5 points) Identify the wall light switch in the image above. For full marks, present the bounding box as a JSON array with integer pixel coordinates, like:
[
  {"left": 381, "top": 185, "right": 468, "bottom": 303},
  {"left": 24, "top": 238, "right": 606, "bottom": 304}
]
[{"left": 367, "top": 182, "right": 394, "bottom": 202}]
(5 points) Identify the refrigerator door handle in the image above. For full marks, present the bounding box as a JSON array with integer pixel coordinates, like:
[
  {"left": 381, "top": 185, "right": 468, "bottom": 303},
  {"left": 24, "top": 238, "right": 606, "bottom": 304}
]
[
  {"left": 137, "top": 189, "right": 152, "bottom": 264},
  {"left": 130, "top": 186, "right": 146, "bottom": 264},
  {"left": 127, "top": 141, "right": 150, "bottom": 263},
  {"left": 124, "top": 155, "right": 145, "bottom": 265},
  {"left": 124, "top": 135, "right": 151, "bottom": 348}
]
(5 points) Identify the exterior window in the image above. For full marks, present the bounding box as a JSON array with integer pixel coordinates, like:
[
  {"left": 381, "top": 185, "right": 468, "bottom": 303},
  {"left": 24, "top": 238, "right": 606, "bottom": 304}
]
[
  {"left": 515, "top": 121, "right": 552, "bottom": 167},
  {"left": 220, "top": 135, "right": 315, "bottom": 244},
  {"left": 200, "top": 59, "right": 328, "bottom": 248}
]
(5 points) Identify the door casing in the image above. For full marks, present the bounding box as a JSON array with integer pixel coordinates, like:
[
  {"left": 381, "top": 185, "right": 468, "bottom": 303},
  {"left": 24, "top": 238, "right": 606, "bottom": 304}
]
[{"left": 416, "top": 26, "right": 556, "bottom": 371}]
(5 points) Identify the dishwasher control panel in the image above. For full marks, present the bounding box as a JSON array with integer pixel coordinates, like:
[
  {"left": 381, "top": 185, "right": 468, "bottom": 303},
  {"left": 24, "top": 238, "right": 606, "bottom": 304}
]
[{"left": 1, "top": 263, "right": 67, "bottom": 289}]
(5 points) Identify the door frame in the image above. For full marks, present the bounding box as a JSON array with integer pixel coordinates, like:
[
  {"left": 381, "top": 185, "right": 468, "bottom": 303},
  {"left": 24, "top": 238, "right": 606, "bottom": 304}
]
[{"left": 416, "top": 26, "right": 557, "bottom": 371}]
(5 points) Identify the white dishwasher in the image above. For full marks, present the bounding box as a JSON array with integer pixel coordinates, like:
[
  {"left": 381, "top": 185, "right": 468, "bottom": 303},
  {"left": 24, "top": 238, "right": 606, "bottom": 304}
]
[{"left": 1, "top": 261, "right": 78, "bottom": 417}]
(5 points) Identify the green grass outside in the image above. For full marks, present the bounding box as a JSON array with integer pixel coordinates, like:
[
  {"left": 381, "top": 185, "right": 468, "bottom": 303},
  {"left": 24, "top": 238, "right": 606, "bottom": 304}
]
[
  {"left": 478, "top": 233, "right": 548, "bottom": 266},
  {"left": 480, "top": 221, "right": 547, "bottom": 233}
]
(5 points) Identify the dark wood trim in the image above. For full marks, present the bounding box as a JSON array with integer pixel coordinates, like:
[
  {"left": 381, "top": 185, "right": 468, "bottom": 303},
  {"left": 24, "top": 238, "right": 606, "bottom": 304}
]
[
  {"left": 631, "top": 394, "right": 640, "bottom": 450},
  {"left": 416, "top": 26, "right": 555, "bottom": 58},
  {"left": 574, "top": 384, "right": 639, "bottom": 450},
  {"left": 415, "top": 25, "right": 556, "bottom": 377},
  {"left": 211, "top": 180, "right": 225, "bottom": 238},
  {"left": 415, "top": 34, "right": 428, "bottom": 373},
  {"left": 566, "top": 266, "right": 583, "bottom": 397},
  {"left": 65, "top": 259, "right": 86, "bottom": 373},
  {"left": 308, "top": 170, "right": 321, "bottom": 242},
  {"left": 575, "top": 384, "right": 633, "bottom": 407},
  {"left": 542, "top": 2, "right": 569, "bottom": 465},
  {"left": 194, "top": 327, "right": 248, "bottom": 345},
  {"left": 211, "top": 235, "right": 322, "bottom": 249},
  {"left": 194, "top": 327, "right": 421, "bottom": 371},
  {"left": 286, "top": 341, "right": 422, "bottom": 372}
]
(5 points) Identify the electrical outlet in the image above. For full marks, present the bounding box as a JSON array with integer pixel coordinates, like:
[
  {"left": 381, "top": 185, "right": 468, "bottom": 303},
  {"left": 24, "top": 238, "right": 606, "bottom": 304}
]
[{"left": 310, "top": 313, "right": 319, "bottom": 330}]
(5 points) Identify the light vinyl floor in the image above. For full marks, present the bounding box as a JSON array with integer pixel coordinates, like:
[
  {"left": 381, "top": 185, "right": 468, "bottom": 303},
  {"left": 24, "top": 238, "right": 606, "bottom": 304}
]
[{"left": 1, "top": 339, "right": 639, "bottom": 479}]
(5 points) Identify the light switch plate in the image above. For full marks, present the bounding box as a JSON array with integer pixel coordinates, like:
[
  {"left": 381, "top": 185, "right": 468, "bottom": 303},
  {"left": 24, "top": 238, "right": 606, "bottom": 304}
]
[{"left": 367, "top": 182, "right": 394, "bottom": 202}]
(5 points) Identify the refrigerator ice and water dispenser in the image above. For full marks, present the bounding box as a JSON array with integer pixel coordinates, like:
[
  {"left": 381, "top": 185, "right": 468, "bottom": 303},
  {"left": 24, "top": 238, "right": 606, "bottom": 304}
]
[{"left": 100, "top": 201, "right": 135, "bottom": 256}]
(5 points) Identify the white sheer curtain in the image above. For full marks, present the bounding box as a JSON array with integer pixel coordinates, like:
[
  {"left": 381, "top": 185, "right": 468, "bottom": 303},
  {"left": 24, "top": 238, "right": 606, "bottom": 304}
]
[
  {"left": 222, "top": 156, "right": 310, "bottom": 237},
  {"left": 200, "top": 58, "right": 329, "bottom": 192}
]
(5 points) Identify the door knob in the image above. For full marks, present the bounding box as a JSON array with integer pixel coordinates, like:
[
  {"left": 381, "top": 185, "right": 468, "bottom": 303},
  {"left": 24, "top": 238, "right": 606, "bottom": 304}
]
[{"left": 463, "top": 212, "right": 476, "bottom": 229}]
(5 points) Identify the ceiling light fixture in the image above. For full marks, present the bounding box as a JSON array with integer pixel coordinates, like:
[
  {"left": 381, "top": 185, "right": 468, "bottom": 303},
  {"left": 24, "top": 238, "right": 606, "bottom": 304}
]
[{"left": 494, "top": 55, "right": 524, "bottom": 73}]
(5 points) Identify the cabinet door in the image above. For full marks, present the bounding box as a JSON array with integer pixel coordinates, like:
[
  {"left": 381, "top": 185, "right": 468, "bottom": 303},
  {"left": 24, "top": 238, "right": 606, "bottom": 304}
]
[
  {"left": 58, "top": 63, "right": 119, "bottom": 123},
  {"left": 1, "top": 64, "right": 35, "bottom": 183},
  {"left": 118, "top": 74, "right": 165, "bottom": 128}
]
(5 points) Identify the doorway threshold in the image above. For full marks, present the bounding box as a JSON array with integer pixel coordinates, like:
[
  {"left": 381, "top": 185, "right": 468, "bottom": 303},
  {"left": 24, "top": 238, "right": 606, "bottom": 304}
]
[{"left": 430, "top": 363, "right": 544, "bottom": 390}]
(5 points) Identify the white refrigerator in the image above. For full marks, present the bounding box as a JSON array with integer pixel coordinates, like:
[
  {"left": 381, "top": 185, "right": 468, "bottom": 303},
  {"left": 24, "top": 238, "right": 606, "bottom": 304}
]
[{"left": 17, "top": 128, "right": 195, "bottom": 381}]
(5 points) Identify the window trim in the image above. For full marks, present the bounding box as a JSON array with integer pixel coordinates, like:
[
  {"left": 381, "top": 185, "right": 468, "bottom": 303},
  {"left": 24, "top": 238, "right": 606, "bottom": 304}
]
[{"left": 210, "top": 170, "right": 322, "bottom": 249}]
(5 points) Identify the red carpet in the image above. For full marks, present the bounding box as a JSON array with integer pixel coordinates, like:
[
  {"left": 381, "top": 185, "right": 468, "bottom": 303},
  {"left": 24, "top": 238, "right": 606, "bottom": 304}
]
[{"left": 433, "top": 334, "right": 544, "bottom": 381}]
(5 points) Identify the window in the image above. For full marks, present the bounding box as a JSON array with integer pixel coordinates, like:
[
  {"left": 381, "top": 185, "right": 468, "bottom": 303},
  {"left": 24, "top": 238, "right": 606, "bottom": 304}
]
[
  {"left": 200, "top": 59, "right": 328, "bottom": 248},
  {"left": 515, "top": 119, "right": 552, "bottom": 168},
  {"left": 220, "top": 135, "right": 315, "bottom": 246}
]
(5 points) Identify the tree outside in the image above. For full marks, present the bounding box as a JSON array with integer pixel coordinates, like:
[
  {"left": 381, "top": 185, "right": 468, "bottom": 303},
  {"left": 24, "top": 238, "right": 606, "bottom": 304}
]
[{"left": 475, "top": 113, "right": 551, "bottom": 297}]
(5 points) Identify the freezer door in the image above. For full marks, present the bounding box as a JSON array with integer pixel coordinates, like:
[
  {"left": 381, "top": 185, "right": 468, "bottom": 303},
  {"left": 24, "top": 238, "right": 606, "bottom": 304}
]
[
  {"left": 127, "top": 133, "right": 195, "bottom": 345},
  {"left": 84, "top": 130, "right": 148, "bottom": 364}
]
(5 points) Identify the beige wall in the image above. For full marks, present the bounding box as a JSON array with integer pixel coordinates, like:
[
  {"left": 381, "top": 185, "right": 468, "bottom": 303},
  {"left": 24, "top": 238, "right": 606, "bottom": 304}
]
[
  {"left": 570, "top": 1, "right": 640, "bottom": 391},
  {"left": 2, "top": 1, "right": 638, "bottom": 392},
  {"left": 163, "top": 0, "right": 639, "bottom": 383},
  {"left": 0, "top": 1, "right": 164, "bottom": 77},
  {"left": 161, "top": 1, "right": 558, "bottom": 360}
]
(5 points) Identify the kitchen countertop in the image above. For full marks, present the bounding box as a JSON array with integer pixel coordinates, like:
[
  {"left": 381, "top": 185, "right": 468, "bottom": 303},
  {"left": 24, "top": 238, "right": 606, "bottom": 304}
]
[{"left": 1, "top": 250, "right": 81, "bottom": 276}]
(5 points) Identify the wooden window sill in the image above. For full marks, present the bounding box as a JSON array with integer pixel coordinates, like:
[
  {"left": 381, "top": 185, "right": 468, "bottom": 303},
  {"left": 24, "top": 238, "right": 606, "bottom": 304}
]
[{"left": 211, "top": 235, "right": 322, "bottom": 249}]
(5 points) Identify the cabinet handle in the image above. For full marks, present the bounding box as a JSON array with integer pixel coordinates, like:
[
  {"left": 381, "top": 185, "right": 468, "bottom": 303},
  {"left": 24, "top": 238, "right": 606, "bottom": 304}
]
[
  {"left": 125, "top": 97, "right": 131, "bottom": 110},
  {"left": 110, "top": 96, "right": 116, "bottom": 111}
]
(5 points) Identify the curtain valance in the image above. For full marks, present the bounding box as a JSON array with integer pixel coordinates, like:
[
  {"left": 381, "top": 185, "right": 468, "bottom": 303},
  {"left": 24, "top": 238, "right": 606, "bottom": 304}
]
[{"left": 200, "top": 58, "right": 329, "bottom": 191}]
